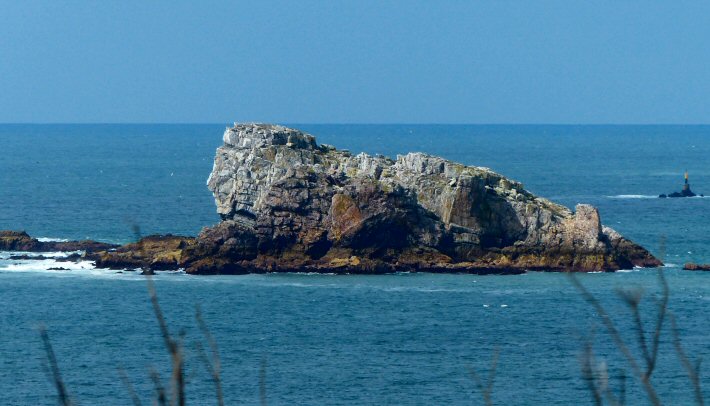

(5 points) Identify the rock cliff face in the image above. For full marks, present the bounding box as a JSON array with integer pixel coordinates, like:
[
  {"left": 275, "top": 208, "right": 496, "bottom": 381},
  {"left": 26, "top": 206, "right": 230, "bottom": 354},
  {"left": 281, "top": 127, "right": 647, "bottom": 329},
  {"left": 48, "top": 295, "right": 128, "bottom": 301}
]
[{"left": 171, "top": 123, "right": 661, "bottom": 274}]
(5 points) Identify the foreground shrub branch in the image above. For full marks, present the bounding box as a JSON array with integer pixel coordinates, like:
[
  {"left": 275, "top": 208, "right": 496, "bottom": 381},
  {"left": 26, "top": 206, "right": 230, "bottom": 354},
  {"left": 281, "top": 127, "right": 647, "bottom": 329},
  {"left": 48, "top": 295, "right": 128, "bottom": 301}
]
[{"left": 570, "top": 270, "right": 704, "bottom": 405}]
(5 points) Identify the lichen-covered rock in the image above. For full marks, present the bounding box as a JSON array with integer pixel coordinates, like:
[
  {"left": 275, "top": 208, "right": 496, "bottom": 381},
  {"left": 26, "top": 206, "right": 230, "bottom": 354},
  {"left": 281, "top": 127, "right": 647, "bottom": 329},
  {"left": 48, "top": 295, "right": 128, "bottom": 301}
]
[
  {"left": 180, "top": 123, "right": 661, "bottom": 274},
  {"left": 93, "top": 235, "right": 194, "bottom": 270}
]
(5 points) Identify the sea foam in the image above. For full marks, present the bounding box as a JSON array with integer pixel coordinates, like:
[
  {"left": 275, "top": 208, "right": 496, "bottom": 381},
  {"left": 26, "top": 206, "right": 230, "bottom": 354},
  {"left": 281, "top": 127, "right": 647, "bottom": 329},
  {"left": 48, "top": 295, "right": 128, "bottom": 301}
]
[{"left": 607, "top": 195, "right": 657, "bottom": 199}]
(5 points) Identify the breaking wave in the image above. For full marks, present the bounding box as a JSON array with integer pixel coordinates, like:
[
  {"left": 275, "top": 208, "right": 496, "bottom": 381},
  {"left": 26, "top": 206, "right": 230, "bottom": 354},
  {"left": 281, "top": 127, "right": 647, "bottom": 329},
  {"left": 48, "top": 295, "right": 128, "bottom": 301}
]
[{"left": 607, "top": 194, "right": 658, "bottom": 199}]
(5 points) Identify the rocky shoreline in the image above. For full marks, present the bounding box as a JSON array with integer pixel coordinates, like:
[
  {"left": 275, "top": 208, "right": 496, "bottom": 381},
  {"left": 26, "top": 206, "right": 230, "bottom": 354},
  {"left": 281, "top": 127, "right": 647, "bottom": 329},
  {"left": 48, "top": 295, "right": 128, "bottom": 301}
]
[{"left": 1, "top": 124, "right": 662, "bottom": 275}]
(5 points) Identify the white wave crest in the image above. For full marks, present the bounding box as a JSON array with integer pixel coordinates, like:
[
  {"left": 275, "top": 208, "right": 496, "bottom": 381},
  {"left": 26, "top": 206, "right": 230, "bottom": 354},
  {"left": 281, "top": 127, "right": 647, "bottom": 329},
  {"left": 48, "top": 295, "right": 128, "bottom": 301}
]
[
  {"left": 1, "top": 258, "right": 95, "bottom": 272},
  {"left": 0, "top": 258, "right": 188, "bottom": 280},
  {"left": 0, "top": 250, "right": 79, "bottom": 260},
  {"left": 607, "top": 195, "right": 658, "bottom": 199}
]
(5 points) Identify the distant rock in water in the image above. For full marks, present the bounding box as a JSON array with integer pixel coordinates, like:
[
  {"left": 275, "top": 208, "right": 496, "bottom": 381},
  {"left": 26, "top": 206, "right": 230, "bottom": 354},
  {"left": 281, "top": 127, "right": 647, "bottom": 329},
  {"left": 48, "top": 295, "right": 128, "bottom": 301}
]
[
  {"left": 659, "top": 171, "right": 703, "bottom": 198},
  {"left": 683, "top": 263, "right": 710, "bottom": 271},
  {"left": 3, "top": 124, "right": 663, "bottom": 274},
  {"left": 0, "top": 230, "right": 118, "bottom": 252}
]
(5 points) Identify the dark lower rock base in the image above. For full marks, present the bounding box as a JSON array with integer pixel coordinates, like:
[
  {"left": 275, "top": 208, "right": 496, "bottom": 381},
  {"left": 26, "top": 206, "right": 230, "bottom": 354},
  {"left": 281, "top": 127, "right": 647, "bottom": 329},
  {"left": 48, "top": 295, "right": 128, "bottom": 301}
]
[
  {"left": 1, "top": 230, "right": 661, "bottom": 275},
  {"left": 683, "top": 263, "right": 710, "bottom": 271}
]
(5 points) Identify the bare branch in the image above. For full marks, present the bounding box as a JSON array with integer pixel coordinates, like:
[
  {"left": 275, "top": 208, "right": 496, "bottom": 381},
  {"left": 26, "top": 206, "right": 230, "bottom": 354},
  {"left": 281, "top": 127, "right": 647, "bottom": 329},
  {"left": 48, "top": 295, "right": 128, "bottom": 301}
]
[
  {"left": 149, "top": 368, "right": 167, "bottom": 406},
  {"left": 195, "top": 305, "right": 224, "bottom": 406},
  {"left": 616, "top": 371, "right": 626, "bottom": 406},
  {"left": 568, "top": 273, "right": 661, "bottom": 406},
  {"left": 260, "top": 356, "right": 268, "bottom": 406},
  {"left": 646, "top": 270, "right": 669, "bottom": 380},
  {"left": 580, "top": 342, "right": 603, "bottom": 406},
  {"left": 117, "top": 366, "right": 143, "bottom": 406},
  {"left": 467, "top": 348, "right": 499, "bottom": 406},
  {"left": 669, "top": 313, "right": 704, "bottom": 406},
  {"left": 146, "top": 277, "right": 184, "bottom": 406},
  {"left": 616, "top": 288, "right": 651, "bottom": 365},
  {"left": 39, "top": 326, "right": 71, "bottom": 406},
  {"left": 580, "top": 340, "right": 625, "bottom": 406}
]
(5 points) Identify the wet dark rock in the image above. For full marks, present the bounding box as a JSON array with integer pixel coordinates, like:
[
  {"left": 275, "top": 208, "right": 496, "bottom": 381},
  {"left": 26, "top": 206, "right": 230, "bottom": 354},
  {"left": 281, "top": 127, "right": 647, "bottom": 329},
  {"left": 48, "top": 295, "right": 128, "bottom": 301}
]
[
  {"left": 683, "top": 263, "right": 710, "bottom": 271},
  {"left": 55, "top": 253, "right": 83, "bottom": 262},
  {"left": 47, "top": 267, "right": 69, "bottom": 271},
  {"left": 0, "top": 231, "right": 118, "bottom": 252},
  {"left": 8, "top": 254, "right": 52, "bottom": 260}
]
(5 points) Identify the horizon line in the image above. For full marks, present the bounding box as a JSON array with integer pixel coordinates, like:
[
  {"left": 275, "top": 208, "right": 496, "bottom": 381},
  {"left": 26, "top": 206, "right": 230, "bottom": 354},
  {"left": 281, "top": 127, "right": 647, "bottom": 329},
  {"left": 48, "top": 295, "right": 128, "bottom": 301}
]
[{"left": 3, "top": 122, "right": 710, "bottom": 126}]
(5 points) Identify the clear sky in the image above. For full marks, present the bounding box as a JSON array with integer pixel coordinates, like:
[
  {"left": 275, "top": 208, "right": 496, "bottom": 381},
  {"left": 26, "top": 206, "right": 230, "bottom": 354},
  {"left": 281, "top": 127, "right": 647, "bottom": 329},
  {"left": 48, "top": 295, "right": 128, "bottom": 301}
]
[{"left": 1, "top": 1, "right": 710, "bottom": 124}]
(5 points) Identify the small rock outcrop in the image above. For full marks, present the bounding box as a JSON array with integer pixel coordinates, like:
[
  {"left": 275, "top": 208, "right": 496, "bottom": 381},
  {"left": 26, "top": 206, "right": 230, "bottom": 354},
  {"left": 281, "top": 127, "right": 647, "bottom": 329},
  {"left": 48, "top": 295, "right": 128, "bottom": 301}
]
[
  {"left": 173, "top": 123, "right": 660, "bottom": 274},
  {"left": 659, "top": 171, "right": 702, "bottom": 198},
  {"left": 683, "top": 263, "right": 710, "bottom": 271},
  {"left": 0, "top": 231, "right": 118, "bottom": 252}
]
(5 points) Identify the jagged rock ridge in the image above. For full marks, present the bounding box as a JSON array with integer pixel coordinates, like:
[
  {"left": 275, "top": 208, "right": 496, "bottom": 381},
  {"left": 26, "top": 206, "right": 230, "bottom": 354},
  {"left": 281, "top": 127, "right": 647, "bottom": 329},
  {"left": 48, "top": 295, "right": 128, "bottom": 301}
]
[{"left": 171, "top": 123, "right": 661, "bottom": 274}]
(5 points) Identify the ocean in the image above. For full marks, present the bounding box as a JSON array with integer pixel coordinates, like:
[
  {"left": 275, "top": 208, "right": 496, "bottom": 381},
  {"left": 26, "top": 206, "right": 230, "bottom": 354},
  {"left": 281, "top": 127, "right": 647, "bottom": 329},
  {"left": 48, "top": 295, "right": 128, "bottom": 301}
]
[{"left": 1, "top": 124, "right": 708, "bottom": 404}]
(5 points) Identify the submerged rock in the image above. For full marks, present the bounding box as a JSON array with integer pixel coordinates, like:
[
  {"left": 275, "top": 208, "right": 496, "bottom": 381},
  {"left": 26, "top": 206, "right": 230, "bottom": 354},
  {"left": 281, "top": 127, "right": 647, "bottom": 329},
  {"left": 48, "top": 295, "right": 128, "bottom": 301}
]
[{"left": 175, "top": 123, "right": 660, "bottom": 274}]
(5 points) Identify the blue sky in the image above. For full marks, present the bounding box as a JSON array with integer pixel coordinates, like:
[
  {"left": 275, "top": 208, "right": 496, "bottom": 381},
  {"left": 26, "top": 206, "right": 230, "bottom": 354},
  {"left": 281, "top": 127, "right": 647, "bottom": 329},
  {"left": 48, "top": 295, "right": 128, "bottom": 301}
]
[{"left": 1, "top": 1, "right": 710, "bottom": 123}]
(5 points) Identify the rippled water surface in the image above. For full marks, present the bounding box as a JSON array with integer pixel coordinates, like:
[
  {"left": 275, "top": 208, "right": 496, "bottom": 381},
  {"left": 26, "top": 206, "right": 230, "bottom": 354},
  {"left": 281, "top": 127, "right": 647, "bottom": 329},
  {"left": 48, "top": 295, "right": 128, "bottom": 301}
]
[{"left": 1, "top": 124, "right": 709, "bottom": 404}]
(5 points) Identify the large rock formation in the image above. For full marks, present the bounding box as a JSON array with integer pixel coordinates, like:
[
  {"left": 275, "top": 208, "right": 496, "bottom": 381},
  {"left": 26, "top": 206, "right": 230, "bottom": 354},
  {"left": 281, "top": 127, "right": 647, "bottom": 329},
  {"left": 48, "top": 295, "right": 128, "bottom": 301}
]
[
  {"left": 3, "top": 124, "right": 661, "bottom": 274},
  {"left": 173, "top": 123, "right": 660, "bottom": 274}
]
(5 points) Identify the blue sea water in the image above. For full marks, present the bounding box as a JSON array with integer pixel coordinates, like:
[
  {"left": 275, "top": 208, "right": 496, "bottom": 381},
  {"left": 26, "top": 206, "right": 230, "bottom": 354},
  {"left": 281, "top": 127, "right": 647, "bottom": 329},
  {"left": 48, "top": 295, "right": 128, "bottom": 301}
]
[{"left": 1, "top": 124, "right": 709, "bottom": 404}]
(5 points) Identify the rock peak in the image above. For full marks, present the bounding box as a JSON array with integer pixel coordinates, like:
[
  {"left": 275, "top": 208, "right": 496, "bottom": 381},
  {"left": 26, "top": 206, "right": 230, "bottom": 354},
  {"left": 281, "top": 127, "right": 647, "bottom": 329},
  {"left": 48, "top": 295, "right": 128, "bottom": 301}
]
[{"left": 222, "top": 123, "right": 317, "bottom": 150}]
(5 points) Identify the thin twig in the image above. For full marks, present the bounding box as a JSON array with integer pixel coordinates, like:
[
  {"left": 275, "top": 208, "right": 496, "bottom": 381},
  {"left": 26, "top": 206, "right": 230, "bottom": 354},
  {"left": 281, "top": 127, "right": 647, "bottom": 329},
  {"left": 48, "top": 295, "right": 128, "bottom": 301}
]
[
  {"left": 669, "top": 313, "right": 704, "bottom": 406},
  {"left": 147, "top": 277, "right": 184, "bottom": 406},
  {"left": 39, "top": 326, "right": 71, "bottom": 406},
  {"left": 467, "top": 348, "right": 499, "bottom": 406},
  {"left": 195, "top": 305, "right": 224, "bottom": 406},
  {"left": 646, "top": 270, "right": 669, "bottom": 380},
  {"left": 568, "top": 273, "right": 661, "bottom": 406},
  {"left": 149, "top": 368, "right": 167, "bottom": 406},
  {"left": 580, "top": 340, "right": 625, "bottom": 406},
  {"left": 616, "top": 371, "right": 626, "bottom": 406},
  {"left": 617, "top": 288, "right": 650, "bottom": 363},
  {"left": 580, "top": 342, "right": 603, "bottom": 406},
  {"left": 117, "top": 366, "right": 143, "bottom": 406},
  {"left": 260, "top": 356, "right": 268, "bottom": 406}
]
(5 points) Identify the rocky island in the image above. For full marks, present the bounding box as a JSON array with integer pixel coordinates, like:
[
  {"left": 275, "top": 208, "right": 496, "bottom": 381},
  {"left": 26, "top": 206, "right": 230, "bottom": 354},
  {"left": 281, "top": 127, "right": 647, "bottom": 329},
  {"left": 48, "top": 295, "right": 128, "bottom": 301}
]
[
  {"left": 2, "top": 124, "right": 662, "bottom": 274},
  {"left": 659, "top": 171, "right": 703, "bottom": 198}
]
